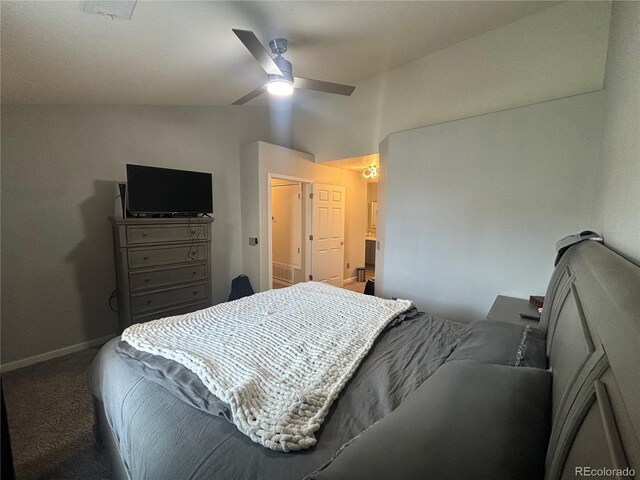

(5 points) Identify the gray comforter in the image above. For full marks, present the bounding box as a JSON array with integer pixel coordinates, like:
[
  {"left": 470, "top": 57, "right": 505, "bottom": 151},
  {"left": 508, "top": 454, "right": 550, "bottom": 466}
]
[{"left": 90, "top": 312, "right": 465, "bottom": 480}]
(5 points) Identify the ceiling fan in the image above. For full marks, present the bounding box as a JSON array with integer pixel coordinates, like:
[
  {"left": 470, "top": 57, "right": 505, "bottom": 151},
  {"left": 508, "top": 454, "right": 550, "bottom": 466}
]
[{"left": 232, "top": 29, "right": 356, "bottom": 105}]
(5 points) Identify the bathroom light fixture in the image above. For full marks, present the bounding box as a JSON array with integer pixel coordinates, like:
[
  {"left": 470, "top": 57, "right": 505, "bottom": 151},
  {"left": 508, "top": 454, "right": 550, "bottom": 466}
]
[{"left": 362, "top": 165, "right": 379, "bottom": 179}]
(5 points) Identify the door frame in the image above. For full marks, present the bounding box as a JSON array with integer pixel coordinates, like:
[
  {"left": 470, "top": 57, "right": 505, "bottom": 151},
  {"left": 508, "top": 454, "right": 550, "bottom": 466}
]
[{"left": 267, "top": 173, "right": 313, "bottom": 290}]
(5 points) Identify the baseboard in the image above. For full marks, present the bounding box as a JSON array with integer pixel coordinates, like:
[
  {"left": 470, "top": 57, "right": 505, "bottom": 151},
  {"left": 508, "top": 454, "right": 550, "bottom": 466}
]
[
  {"left": 0, "top": 334, "right": 116, "bottom": 373},
  {"left": 343, "top": 276, "right": 357, "bottom": 285},
  {"left": 273, "top": 278, "right": 293, "bottom": 289}
]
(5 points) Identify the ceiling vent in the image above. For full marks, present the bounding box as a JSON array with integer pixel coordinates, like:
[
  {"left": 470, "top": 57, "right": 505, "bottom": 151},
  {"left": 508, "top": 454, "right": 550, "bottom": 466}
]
[{"left": 84, "top": 1, "right": 137, "bottom": 20}]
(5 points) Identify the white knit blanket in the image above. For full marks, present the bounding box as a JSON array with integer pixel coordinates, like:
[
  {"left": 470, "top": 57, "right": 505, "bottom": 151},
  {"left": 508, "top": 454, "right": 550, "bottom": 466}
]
[{"left": 122, "top": 282, "right": 412, "bottom": 452}]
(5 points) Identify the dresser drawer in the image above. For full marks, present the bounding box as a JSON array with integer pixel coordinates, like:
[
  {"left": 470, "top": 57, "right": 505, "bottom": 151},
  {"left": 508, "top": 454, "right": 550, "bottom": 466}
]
[
  {"left": 127, "top": 225, "right": 207, "bottom": 245},
  {"left": 128, "top": 244, "right": 207, "bottom": 269},
  {"left": 129, "top": 263, "right": 207, "bottom": 292},
  {"left": 131, "top": 282, "right": 208, "bottom": 315},
  {"left": 132, "top": 300, "right": 210, "bottom": 324}
]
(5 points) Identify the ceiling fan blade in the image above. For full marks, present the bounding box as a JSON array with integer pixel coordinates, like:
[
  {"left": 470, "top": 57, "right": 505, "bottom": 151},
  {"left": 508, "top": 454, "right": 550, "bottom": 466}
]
[
  {"left": 232, "top": 84, "right": 268, "bottom": 105},
  {"left": 233, "top": 29, "right": 283, "bottom": 76},
  {"left": 294, "top": 77, "right": 355, "bottom": 96}
]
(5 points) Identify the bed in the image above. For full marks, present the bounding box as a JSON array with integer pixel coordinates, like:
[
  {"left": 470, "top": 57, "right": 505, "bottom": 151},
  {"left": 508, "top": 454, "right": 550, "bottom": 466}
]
[
  {"left": 91, "top": 240, "right": 640, "bottom": 480},
  {"left": 90, "top": 300, "right": 466, "bottom": 479}
]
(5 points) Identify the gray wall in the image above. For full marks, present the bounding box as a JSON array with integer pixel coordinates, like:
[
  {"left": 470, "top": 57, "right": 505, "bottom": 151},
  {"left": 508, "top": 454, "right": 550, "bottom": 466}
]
[
  {"left": 3, "top": 3, "right": 636, "bottom": 366},
  {"left": 376, "top": 92, "right": 604, "bottom": 322},
  {"left": 294, "top": 2, "right": 610, "bottom": 161},
  {"left": 593, "top": 1, "right": 640, "bottom": 264},
  {"left": 1, "top": 105, "right": 272, "bottom": 364}
]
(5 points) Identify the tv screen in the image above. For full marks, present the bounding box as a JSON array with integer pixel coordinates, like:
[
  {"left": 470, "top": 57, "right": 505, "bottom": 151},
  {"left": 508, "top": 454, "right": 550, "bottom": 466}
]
[{"left": 126, "top": 164, "right": 213, "bottom": 215}]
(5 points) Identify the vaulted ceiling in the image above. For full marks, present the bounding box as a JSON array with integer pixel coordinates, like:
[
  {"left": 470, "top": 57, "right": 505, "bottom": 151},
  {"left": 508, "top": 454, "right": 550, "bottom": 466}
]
[{"left": 1, "top": 1, "right": 559, "bottom": 105}]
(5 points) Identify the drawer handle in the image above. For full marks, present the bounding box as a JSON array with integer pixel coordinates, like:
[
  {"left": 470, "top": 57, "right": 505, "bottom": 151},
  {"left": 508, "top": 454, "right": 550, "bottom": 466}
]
[
  {"left": 146, "top": 300, "right": 152, "bottom": 305},
  {"left": 191, "top": 229, "right": 196, "bottom": 234},
  {"left": 192, "top": 271, "right": 197, "bottom": 275},
  {"left": 191, "top": 250, "right": 197, "bottom": 255},
  {"left": 193, "top": 291, "right": 198, "bottom": 295},
  {"left": 144, "top": 278, "right": 150, "bottom": 283},
  {"left": 143, "top": 256, "right": 150, "bottom": 261},
  {"left": 142, "top": 231, "right": 148, "bottom": 237}
]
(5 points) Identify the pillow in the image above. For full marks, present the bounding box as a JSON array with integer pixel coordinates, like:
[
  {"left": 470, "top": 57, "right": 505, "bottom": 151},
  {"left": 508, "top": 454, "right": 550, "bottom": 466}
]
[
  {"left": 446, "top": 320, "right": 547, "bottom": 369},
  {"left": 305, "top": 360, "right": 551, "bottom": 480}
]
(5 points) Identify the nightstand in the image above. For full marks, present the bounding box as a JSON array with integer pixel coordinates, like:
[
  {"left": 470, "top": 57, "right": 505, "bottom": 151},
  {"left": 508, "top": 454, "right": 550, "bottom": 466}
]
[{"left": 486, "top": 295, "right": 541, "bottom": 327}]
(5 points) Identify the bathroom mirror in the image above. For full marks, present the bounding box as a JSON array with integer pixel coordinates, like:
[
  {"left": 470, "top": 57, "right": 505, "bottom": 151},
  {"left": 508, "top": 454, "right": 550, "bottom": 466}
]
[{"left": 370, "top": 201, "right": 378, "bottom": 229}]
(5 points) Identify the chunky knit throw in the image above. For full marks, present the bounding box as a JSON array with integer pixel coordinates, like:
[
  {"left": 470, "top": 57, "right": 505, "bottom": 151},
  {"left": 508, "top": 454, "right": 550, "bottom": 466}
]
[{"left": 122, "top": 282, "right": 412, "bottom": 451}]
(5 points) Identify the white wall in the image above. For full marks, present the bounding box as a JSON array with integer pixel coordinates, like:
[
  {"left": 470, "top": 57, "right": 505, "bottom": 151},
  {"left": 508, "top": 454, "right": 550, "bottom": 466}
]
[
  {"left": 376, "top": 92, "right": 604, "bottom": 322},
  {"left": 239, "top": 141, "right": 263, "bottom": 293},
  {"left": 271, "top": 183, "right": 302, "bottom": 268},
  {"left": 593, "top": 1, "right": 640, "bottom": 264},
  {"left": 0, "top": 105, "right": 272, "bottom": 364},
  {"left": 294, "top": 1, "right": 611, "bottom": 162},
  {"left": 240, "top": 142, "right": 367, "bottom": 291}
]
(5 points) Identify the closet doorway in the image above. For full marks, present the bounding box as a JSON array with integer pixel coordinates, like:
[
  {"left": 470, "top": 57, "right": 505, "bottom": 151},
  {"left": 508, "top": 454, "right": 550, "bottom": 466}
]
[
  {"left": 268, "top": 175, "right": 312, "bottom": 289},
  {"left": 364, "top": 182, "right": 378, "bottom": 282}
]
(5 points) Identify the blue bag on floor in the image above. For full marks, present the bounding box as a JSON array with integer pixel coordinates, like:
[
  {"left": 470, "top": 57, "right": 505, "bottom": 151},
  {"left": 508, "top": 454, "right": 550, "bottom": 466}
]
[
  {"left": 229, "top": 274, "right": 254, "bottom": 301},
  {"left": 364, "top": 278, "right": 375, "bottom": 296}
]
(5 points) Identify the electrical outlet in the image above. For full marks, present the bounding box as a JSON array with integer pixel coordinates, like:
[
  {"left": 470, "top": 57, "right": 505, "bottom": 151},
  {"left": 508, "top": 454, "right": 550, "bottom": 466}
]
[{"left": 347, "top": 262, "right": 350, "bottom": 269}]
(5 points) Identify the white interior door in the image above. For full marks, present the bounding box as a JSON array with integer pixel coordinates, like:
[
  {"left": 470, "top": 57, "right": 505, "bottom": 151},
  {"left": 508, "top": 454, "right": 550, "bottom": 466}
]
[{"left": 311, "top": 183, "right": 345, "bottom": 287}]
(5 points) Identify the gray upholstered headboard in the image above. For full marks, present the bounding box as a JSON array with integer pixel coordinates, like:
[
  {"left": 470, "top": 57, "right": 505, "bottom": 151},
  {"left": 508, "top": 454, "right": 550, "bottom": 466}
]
[{"left": 540, "top": 241, "right": 640, "bottom": 479}]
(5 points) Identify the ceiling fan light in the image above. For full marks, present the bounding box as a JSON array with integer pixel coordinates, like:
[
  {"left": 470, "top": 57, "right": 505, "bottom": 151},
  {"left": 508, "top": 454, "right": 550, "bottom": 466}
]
[{"left": 267, "top": 79, "right": 294, "bottom": 96}]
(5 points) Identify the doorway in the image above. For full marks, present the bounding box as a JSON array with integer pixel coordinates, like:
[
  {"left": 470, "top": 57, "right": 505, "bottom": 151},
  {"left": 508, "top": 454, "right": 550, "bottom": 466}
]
[
  {"left": 268, "top": 176, "right": 347, "bottom": 290},
  {"left": 318, "top": 153, "right": 378, "bottom": 294},
  {"left": 365, "top": 182, "right": 378, "bottom": 281},
  {"left": 268, "top": 175, "right": 312, "bottom": 290}
]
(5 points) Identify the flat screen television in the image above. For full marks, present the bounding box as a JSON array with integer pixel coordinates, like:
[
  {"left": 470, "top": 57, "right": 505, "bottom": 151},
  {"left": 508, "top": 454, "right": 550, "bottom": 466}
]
[{"left": 126, "top": 164, "right": 213, "bottom": 215}]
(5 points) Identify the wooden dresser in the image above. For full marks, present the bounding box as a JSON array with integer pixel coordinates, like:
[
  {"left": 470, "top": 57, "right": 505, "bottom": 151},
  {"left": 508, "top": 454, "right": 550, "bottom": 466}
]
[{"left": 110, "top": 217, "right": 214, "bottom": 332}]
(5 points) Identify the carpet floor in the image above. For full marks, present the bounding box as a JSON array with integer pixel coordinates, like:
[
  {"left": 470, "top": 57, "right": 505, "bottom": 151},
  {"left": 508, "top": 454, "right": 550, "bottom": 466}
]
[
  {"left": 342, "top": 264, "right": 375, "bottom": 294},
  {"left": 2, "top": 347, "right": 112, "bottom": 480}
]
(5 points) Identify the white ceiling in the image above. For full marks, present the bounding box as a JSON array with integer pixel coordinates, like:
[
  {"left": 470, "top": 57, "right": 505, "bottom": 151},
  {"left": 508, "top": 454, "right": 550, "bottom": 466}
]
[
  {"left": 1, "top": 1, "right": 559, "bottom": 105},
  {"left": 326, "top": 153, "right": 379, "bottom": 171}
]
